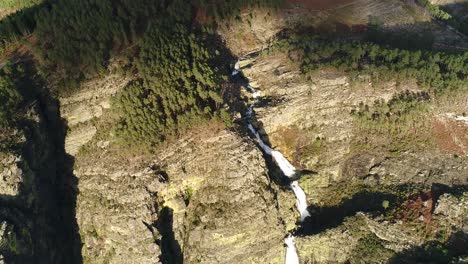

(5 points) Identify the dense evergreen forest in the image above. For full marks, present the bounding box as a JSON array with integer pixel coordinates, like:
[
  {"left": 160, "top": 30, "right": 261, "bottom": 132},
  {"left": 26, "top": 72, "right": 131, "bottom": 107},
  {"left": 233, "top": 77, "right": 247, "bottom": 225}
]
[
  {"left": 0, "top": 0, "right": 285, "bottom": 148},
  {"left": 113, "top": 3, "right": 225, "bottom": 147},
  {"left": 1, "top": 0, "right": 468, "bottom": 148},
  {"left": 33, "top": 0, "right": 283, "bottom": 84},
  {"left": 0, "top": 63, "right": 24, "bottom": 127},
  {"left": 0, "top": 61, "right": 41, "bottom": 152},
  {"left": 297, "top": 39, "right": 468, "bottom": 93},
  {"left": 34, "top": 0, "right": 162, "bottom": 83},
  {"left": 32, "top": 0, "right": 232, "bottom": 146},
  {"left": 351, "top": 90, "right": 431, "bottom": 136}
]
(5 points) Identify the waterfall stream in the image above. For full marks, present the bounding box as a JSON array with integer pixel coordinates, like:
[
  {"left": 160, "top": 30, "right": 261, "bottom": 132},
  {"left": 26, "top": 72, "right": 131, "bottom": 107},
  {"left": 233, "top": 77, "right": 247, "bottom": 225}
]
[{"left": 232, "top": 61, "right": 309, "bottom": 263}]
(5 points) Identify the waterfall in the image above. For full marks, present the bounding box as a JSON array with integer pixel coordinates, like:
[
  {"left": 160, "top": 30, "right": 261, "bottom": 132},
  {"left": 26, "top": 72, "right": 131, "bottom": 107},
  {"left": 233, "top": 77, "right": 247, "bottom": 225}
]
[
  {"left": 233, "top": 62, "right": 309, "bottom": 263},
  {"left": 231, "top": 61, "right": 240, "bottom": 76},
  {"left": 285, "top": 236, "right": 300, "bottom": 264}
]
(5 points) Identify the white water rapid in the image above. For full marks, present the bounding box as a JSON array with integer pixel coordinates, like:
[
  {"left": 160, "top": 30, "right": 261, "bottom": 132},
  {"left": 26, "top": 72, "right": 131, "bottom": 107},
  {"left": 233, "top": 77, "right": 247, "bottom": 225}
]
[
  {"left": 285, "top": 235, "right": 300, "bottom": 264},
  {"left": 233, "top": 61, "right": 310, "bottom": 263}
]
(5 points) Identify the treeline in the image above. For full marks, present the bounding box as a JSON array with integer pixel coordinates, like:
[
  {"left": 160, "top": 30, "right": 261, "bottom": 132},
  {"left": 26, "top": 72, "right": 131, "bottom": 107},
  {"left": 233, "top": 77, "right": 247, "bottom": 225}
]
[
  {"left": 298, "top": 39, "right": 468, "bottom": 93},
  {"left": 415, "top": 0, "right": 468, "bottom": 36},
  {"left": 351, "top": 91, "right": 431, "bottom": 134},
  {"left": 2, "top": 0, "right": 282, "bottom": 147},
  {"left": 0, "top": 3, "right": 41, "bottom": 52},
  {"left": 34, "top": 0, "right": 166, "bottom": 85},
  {"left": 112, "top": 3, "right": 226, "bottom": 147},
  {"left": 34, "top": 0, "right": 283, "bottom": 88},
  {"left": 416, "top": 0, "right": 451, "bottom": 20}
]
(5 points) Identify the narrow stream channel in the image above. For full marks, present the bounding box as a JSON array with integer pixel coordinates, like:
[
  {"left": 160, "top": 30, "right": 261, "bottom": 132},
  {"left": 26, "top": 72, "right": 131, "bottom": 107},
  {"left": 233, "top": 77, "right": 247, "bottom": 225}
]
[{"left": 232, "top": 61, "right": 310, "bottom": 264}]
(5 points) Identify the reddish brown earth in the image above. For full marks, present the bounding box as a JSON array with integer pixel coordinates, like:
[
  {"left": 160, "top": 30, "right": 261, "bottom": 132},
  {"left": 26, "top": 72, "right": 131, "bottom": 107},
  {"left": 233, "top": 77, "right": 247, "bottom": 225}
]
[
  {"left": 394, "top": 191, "right": 441, "bottom": 234},
  {"left": 432, "top": 118, "right": 467, "bottom": 156},
  {"left": 283, "top": 0, "right": 356, "bottom": 10}
]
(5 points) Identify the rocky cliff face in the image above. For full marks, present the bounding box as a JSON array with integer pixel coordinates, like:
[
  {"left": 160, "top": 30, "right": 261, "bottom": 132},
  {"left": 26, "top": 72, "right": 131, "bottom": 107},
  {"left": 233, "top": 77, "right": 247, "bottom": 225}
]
[
  {"left": 155, "top": 131, "right": 288, "bottom": 263},
  {"left": 0, "top": 96, "right": 82, "bottom": 263},
  {"left": 239, "top": 50, "right": 468, "bottom": 186},
  {"left": 234, "top": 41, "right": 467, "bottom": 263},
  {"left": 0, "top": 154, "right": 22, "bottom": 196},
  {"left": 43, "top": 3, "right": 468, "bottom": 263},
  {"left": 217, "top": 0, "right": 457, "bottom": 56},
  {"left": 60, "top": 74, "right": 130, "bottom": 156},
  {"left": 72, "top": 126, "right": 295, "bottom": 263},
  {"left": 1, "top": 1, "right": 467, "bottom": 263},
  {"left": 56, "top": 73, "right": 299, "bottom": 263}
]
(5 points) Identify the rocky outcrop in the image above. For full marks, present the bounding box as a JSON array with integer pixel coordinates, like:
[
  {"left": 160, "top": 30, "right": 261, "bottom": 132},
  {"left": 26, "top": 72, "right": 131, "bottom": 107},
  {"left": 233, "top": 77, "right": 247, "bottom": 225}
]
[
  {"left": 367, "top": 152, "right": 468, "bottom": 186},
  {"left": 56, "top": 75, "right": 160, "bottom": 263},
  {"left": 76, "top": 166, "right": 161, "bottom": 263},
  {"left": 434, "top": 192, "right": 468, "bottom": 233},
  {"left": 73, "top": 123, "right": 295, "bottom": 263},
  {"left": 0, "top": 96, "right": 82, "bottom": 263},
  {"left": 240, "top": 52, "right": 404, "bottom": 182},
  {"left": 54, "top": 68, "right": 295, "bottom": 263},
  {"left": 217, "top": 0, "right": 432, "bottom": 57},
  {"left": 234, "top": 46, "right": 467, "bottom": 263},
  {"left": 0, "top": 155, "right": 22, "bottom": 196},
  {"left": 60, "top": 74, "right": 129, "bottom": 156},
  {"left": 154, "top": 131, "right": 288, "bottom": 263}
]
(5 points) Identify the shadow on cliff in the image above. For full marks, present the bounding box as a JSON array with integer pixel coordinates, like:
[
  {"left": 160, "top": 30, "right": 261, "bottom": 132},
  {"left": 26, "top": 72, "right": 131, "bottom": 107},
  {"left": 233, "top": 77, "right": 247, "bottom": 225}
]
[
  {"left": 205, "top": 23, "right": 298, "bottom": 188},
  {"left": 296, "top": 189, "right": 397, "bottom": 236},
  {"left": 231, "top": 69, "right": 316, "bottom": 187},
  {"left": 20, "top": 94, "right": 82, "bottom": 263},
  {"left": 389, "top": 231, "right": 468, "bottom": 264},
  {"left": 278, "top": 10, "right": 468, "bottom": 52},
  {"left": 0, "top": 61, "right": 82, "bottom": 263},
  {"left": 154, "top": 206, "right": 183, "bottom": 264},
  {"left": 296, "top": 183, "right": 467, "bottom": 237}
]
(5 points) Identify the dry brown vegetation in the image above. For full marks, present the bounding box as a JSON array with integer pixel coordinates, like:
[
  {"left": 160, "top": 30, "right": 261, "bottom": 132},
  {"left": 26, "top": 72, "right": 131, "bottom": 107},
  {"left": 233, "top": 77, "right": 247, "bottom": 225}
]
[
  {"left": 284, "top": 0, "right": 356, "bottom": 10},
  {"left": 432, "top": 118, "right": 468, "bottom": 156}
]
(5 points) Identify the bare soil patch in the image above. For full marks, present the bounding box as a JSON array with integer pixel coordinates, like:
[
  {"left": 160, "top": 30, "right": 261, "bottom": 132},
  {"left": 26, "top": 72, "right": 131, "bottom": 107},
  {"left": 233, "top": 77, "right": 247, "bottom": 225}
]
[
  {"left": 432, "top": 118, "right": 467, "bottom": 156},
  {"left": 393, "top": 191, "right": 441, "bottom": 235}
]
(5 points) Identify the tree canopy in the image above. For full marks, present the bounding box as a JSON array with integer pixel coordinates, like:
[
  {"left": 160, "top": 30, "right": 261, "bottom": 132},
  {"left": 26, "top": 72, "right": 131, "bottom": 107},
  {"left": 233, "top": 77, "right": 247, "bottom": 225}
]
[
  {"left": 298, "top": 39, "right": 467, "bottom": 93},
  {"left": 0, "top": 63, "right": 24, "bottom": 126},
  {"left": 112, "top": 1, "right": 226, "bottom": 147}
]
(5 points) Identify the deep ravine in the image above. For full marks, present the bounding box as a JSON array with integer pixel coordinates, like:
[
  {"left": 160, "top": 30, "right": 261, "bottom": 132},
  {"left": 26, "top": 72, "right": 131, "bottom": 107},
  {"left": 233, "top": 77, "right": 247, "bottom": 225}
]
[{"left": 232, "top": 61, "right": 310, "bottom": 264}]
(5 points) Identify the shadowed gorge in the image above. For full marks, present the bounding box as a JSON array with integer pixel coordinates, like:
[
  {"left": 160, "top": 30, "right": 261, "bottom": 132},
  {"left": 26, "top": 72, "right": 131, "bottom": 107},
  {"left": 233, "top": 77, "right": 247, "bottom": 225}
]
[
  {"left": 20, "top": 95, "right": 82, "bottom": 263},
  {"left": 0, "top": 64, "right": 82, "bottom": 262},
  {"left": 389, "top": 231, "right": 468, "bottom": 263},
  {"left": 297, "top": 190, "right": 397, "bottom": 235},
  {"left": 0, "top": 0, "right": 467, "bottom": 263},
  {"left": 156, "top": 207, "right": 182, "bottom": 264}
]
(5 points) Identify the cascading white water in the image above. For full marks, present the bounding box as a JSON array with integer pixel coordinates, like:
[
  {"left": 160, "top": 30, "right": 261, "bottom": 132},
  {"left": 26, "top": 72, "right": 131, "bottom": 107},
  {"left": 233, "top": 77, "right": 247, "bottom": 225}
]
[
  {"left": 233, "top": 61, "right": 310, "bottom": 263},
  {"left": 285, "top": 235, "right": 300, "bottom": 264},
  {"left": 232, "top": 61, "right": 241, "bottom": 76}
]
